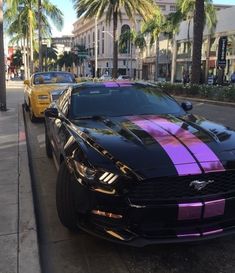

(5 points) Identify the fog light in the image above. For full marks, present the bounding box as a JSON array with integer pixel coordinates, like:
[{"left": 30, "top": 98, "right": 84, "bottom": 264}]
[{"left": 91, "top": 210, "right": 123, "bottom": 219}]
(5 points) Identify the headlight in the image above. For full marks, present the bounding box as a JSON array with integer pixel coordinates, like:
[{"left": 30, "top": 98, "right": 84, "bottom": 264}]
[
  {"left": 74, "top": 161, "right": 118, "bottom": 184},
  {"left": 99, "top": 172, "right": 118, "bottom": 184},
  {"left": 74, "top": 161, "right": 96, "bottom": 180},
  {"left": 38, "top": 95, "right": 49, "bottom": 100}
]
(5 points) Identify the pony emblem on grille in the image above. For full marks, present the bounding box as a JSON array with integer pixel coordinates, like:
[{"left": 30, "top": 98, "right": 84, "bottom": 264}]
[{"left": 190, "top": 179, "right": 215, "bottom": 191}]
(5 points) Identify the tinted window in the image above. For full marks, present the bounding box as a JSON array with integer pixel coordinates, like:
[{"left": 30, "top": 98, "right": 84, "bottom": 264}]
[
  {"left": 70, "top": 86, "right": 185, "bottom": 118},
  {"left": 34, "top": 72, "right": 75, "bottom": 85}
]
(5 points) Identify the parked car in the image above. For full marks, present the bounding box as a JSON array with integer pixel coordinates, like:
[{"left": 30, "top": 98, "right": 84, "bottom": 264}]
[
  {"left": 45, "top": 81, "right": 235, "bottom": 246},
  {"left": 100, "top": 74, "right": 112, "bottom": 80},
  {"left": 117, "top": 75, "right": 131, "bottom": 80},
  {"left": 24, "top": 71, "right": 77, "bottom": 122}
]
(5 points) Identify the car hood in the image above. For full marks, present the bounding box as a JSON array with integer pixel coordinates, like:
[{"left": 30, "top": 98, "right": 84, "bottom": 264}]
[{"left": 71, "top": 114, "right": 235, "bottom": 178}]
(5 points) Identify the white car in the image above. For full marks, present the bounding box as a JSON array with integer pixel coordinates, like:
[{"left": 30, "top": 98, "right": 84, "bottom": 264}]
[
  {"left": 117, "top": 75, "right": 131, "bottom": 80},
  {"left": 100, "top": 74, "right": 112, "bottom": 80}
]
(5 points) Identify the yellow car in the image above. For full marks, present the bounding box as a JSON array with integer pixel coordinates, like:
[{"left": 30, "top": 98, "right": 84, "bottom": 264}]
[{"left": 24, "top": 71, "right": 77, "bottom": 122}]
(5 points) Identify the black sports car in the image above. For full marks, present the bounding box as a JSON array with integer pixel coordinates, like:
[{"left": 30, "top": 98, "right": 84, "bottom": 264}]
[{"left": 44, "top": 81, "right": 235, "bottom": 246}]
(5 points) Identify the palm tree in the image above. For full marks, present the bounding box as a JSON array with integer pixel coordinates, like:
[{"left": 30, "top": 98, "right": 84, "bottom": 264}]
[
  {"left": 57, "top": 51, "right": 78, "bottom": 72},
  {"left": 164, "top": 10, "right": 184, "bottom": 82},
  {"left": 0, "top": 0, "right": 6, "bottom": 111},
  {"left": 119, "top": 29, "right": 146, "bottom": 79},
  {"left": 34, "top": 45, "right": 57, "bottom": 71},
  {"left": 177, "top": 0, "right": 217, "bottom": 84},
  {"left": 12, "top": 49, "right": 23, "bottom": 68},
  {"left": 73, "top": 44, "right": 88, "bottom": 76},
  {"left": 141, "top": 6, "right": 165, "bottom": 81},
  {"left": 191, "top": 0, "right": 204, "bottom": 83},
  {"left": 5, "top": 0, "right": 63, "bottom": 75},
  {"left": 73, "top": 0, "right": 155, "bottom": 79}
]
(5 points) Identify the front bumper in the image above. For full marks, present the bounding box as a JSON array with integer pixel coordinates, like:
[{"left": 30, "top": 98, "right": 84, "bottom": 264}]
[{"left": 71, "top": 174, "right": 235, "bottom": 246}]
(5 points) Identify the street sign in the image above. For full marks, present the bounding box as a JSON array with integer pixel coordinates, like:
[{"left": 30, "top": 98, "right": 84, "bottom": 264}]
[{"left": 217, "top": 36, "right": 227, "bottom": 67}]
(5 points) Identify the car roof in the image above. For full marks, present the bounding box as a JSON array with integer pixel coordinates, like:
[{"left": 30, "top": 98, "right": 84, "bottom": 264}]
[{"left": 70, "top": 81, "right": 158, "bottom": 91}]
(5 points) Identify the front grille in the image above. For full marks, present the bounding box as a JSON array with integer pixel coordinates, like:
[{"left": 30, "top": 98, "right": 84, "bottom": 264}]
[{"left": 128, "top": 171, "right": 235, "bottom": 202}]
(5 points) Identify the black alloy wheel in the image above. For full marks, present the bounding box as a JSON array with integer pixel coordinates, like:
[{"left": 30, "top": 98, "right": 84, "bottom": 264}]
[{"left": 56, "top": 161, "right": 79, "bottom": 231}]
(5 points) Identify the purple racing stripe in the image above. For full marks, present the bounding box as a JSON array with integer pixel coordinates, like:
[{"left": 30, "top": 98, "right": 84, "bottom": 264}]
[
  {"left": 129, "top": 117, "right": 202, "bottom": 175},
  {"left": 178, "top": 202, "right": 203, "bottom": 220},
  {"left": 204, "top": 199, "right": 225, "bottom": 218},
  {"left": 147, "top": 117, "right": 225, "bottom": 173},
  {"left": 202, "top": 229, "right": 223, "bottom": 236},
  {"left": 103, "top": 82, "right": 119, "bottom": 87},
  {"left": 177, "top": 233, "right": 201, "bottom": 238}
]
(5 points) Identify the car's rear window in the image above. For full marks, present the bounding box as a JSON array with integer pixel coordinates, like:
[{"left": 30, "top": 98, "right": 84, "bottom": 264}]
[
  {"left": 70, "top": 86, "right": 185, "bottom": 118},
  {"left": 34, "top": 72, "right": 75, "bottom": 85}
]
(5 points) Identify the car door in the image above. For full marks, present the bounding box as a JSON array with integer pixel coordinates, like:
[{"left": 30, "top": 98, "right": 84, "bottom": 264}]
[{"left": 24, "top": 75, "right": 34, "bottom": 107}]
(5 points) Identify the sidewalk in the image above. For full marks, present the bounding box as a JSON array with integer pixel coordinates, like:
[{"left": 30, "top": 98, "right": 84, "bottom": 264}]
[{"left": 0, "top": 81, "right": 41, "bottom": 273}]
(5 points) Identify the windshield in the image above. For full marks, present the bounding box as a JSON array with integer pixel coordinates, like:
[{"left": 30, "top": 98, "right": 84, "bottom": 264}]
[
  {"left": 34, "top": 72, "right": 75, "bottom": 85},
  {"left": 71, "top": 86, "right": 185, "bottom": 118}
]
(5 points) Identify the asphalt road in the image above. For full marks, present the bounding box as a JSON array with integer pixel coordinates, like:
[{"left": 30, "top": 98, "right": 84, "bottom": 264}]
[{"left": 24, "top": 98, "right": 235, "bottom": 273}]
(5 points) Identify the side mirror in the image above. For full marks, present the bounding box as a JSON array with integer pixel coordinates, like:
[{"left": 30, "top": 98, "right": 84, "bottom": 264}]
[
  {"left": 45, "top": 107, "right": 59, "bottom": 118},
  {"left": 24, "top": 80, "right": 30, "bottom": 86},
  {"left": 181, "top": 101, "right": 193, "bottom": 111}
]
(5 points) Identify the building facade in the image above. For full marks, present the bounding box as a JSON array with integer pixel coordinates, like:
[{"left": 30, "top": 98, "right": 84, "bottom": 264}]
[
  {"left": 173, "top": 5, "right": 235, "bottom": 83},
  {"left": 72, "top": 1, "right": 234, "bottom": 81},
  {"left": 51, "top": 35, "right": 74, "bottom": 56}
]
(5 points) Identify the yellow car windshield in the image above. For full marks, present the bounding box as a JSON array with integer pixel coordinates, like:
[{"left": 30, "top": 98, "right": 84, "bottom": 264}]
[{"left": 34, "top": 72, "right": 75, "bottom": 85}]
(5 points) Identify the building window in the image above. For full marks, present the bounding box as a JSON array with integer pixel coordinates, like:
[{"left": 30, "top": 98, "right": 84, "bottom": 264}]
[
  {"left": 88, "top": 34, "right": 91, "bottom": 56},
  {"left": 84, "top": 36, "right": 86, "bottom": 47},
  {"left": 159, "top": 5, "right": 166, "bottom": 11},
  {"left": 102, "top": 27, "right": 104, "bottom": 54},
  {"left": 170, "top": 5, "right": 176, "bottom": 11},
  {"left": 98, "top": 29, "right": 100, "bottom": 55},
  {"left": 92, "top": 32, "right": 95, "bottom": 56},
  {"left": 120, "top": 24, "right": 130, "bottom": 54}
]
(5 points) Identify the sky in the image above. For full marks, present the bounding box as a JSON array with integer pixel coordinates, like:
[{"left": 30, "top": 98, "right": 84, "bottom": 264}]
[{"left": 50, "top": 0, "right": 235, "bottom": 37}]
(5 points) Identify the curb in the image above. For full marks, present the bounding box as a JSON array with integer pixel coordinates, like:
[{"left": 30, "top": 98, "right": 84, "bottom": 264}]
[
  {"left": 18, "top": 104, "right": 41, "bottom": 273},
  {"left": 174, "top": 96, "right": 235, "bottom": 108}
]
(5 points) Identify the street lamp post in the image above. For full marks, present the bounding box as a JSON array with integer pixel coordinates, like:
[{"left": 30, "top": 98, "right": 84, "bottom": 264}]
[
  {"left": 95, "top": 16, "right": 98, "bottom": 78},
  {"left": 102, "top": 30, "right": 113, "bottom": 76}
]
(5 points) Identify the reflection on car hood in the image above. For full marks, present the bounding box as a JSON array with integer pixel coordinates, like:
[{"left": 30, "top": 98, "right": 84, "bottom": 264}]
[{"left": 70, "top": 114, "right": 235, "bottom": 178}]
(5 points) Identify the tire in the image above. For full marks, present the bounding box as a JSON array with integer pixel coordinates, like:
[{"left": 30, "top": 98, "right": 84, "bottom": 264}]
[
  {"left": 45, "top": 127, "right": 53, "bottom": 158},
  {"left": 29, "top": 101, "right": 37, "bottom": 122},
  {"left": 24, "top": 100, "right": 29, "bottom": 112},
  {"left": 56, "top": 161, "right": 78, "bottom": 231}
]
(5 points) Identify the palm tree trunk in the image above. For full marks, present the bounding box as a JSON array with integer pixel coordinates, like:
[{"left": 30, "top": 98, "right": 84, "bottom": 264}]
[
  {"left": 112, "top": 12, "right": 118, "bottom": 79},
  {"left": 23, "top": 38, "right": 28, "bottom": 80},
  {"left": 154, "top": 36, "right": 159, "bottom": 81},
  {"left": 191, "top": 0, "right": 205, "bottom": 84},
  {"left": 38, "top": 0, "right": 43, "bottom": 71},
  {"left": 29, "top": 11, "right": 34, "bottom": 74},
  {"left": 187, "top": 19, "right": 191, "bottom": 74},
  {"left": 130, "top": 42, "right": 133, "bottom": 79},
  {"left": 171, "top": 34, "right": 177, "bottom": 83},
  {"left": 26, "top": 35, "right": 30, "bottom": 79},
  {"left": 0, "top": 0, "right": 6, "bottom": 111}
]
